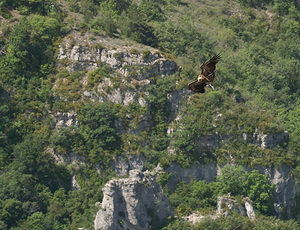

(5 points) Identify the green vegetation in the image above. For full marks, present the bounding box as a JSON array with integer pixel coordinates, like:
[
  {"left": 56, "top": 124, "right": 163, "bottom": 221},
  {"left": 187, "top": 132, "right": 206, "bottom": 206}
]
[
  {"left": 163, "top": 215, "right": 300, "bottom": 230},
  {"left": 168, "top": 179, "right": 217, "bottom": 216},
  {"left": 216, "top": 166, "right": 275, "bottom": 215},
  {"left": 164, "top": 166, "right": 275, "bottom": 219},
  {"left": 0, "top": 0, "right": 299, "bottom": 228}
]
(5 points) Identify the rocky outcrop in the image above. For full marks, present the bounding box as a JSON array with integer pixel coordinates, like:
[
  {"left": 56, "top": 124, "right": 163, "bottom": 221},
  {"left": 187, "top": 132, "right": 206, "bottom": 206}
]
[
  {"left": 254, "top": 164, "right": 297, "bottom": 218},
  {"left": 94, "top": 169, "right": 172, "bottom": 230},
  {"left": 172, "top": 130, "right": 288, "bottom": 151},
  {"left": 166, "top": 163, "right": 299, "bottom": 219},
  {"left": 113, "top": 155, "right": 146, "bottom": 177},
  {"left": 217, "top": 194, "right": 247, "bottom": 217},
  {"left": 167, "top": 89, "right": 189, "bottom": 121},
  {"left": 56, "top": 32, "right": 180, "bottom": 134},
  {"left": 48, "top": 148, "right": 85, "bottom": 166},
  {"left": 72, "top": 175, "right": 81, "bottom": 190},
  {"left": 182, "top": 195, "right": 256, "bottom": 224},
  {"left": 244, "top": 197, "right": 256, "bottom": 220},
  {"left": 54, "top": 111, "right": 79, "bottom": 128},
  {"left": 217, "top": 194, "right": 255, "bottom": 220},
  {"left": 242, "top": 129, "right": 289, "bottom": 149},
  {"left": 166, "top": 163, "right": 219, "bottom": 192},
  {"left": 182, "top": 212, "right": 217, "bottom": 224},
  {"left": 57, "top": 31, "right": 178, "bottom": 76}
]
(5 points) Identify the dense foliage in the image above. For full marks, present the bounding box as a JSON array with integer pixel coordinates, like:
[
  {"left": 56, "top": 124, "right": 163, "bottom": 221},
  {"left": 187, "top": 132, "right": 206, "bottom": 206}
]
[{"left": 0, "top": 0, "right": 299, "bottom": 228}]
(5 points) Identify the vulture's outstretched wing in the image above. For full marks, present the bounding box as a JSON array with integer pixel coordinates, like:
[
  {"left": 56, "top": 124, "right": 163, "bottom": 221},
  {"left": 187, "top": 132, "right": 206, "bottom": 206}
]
[
  {"left": 200, "top": 54, "right": 221, "bottom": 77},
  {"left": 187, "top": 54, "right": 221, "bottom": 93},
  {"left": 188, "top": 80, "right": 206, "bottom": 93}
]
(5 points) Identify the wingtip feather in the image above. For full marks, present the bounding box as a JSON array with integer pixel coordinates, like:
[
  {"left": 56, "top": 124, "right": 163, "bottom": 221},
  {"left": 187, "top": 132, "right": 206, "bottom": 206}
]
[{"left": 211, "top": 53, "right": 221, "bottom": 62}]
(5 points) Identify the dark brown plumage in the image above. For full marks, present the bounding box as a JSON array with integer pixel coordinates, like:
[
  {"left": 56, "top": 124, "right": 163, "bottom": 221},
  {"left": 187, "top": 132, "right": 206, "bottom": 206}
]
[{"left": 188, "top": 54, "right": 221, "bottom": 93}]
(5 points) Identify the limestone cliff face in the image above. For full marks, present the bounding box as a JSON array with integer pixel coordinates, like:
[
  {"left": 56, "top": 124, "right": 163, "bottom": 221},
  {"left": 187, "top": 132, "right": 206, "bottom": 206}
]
[
  {"left": 216, "top": 194, "right": 256, "bottom": 220},
  {"left": 52, "top": 32, "right": 298, "bottom": 227},
  {"left": 57, "top": 31, "right": 177, "bottom": 75},
  {"left": 182, "top": 195, "right": 256, "bottom": 224},
  {"left": 255, "top": 164, "right": 298, "bottom": 218},
  {"left": 167, "top": 163, "right": 299, "bottom": 219},
  {"left": 243, "top": 129, "right": 289, "bottom": 149},
  {"left": 94, "top": 169, "right": 172, "bottom": 230},
  {"left": 55, "top": 31, "right": 179, "bottom": 133}
]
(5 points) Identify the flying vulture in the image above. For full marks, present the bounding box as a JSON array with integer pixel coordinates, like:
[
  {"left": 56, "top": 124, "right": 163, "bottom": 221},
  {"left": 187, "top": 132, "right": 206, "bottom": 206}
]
[{"left": 188, "top": 54, "right": 221, "bottom": 93}]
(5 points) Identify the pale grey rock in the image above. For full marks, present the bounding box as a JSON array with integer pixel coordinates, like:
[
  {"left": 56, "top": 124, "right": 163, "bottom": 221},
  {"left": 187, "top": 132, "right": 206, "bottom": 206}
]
[
  {"left": 217, "top": 194, "right": 247, "bottom": 217},
  {"left": 96, "top": 82, "right": 140, "bottom": 107},
  {"left": 123, "top": 91, "right": 136, "bottom": 106},
  {"left": 96, "top": 78, "right": 113, "bottom": 97},
  {"left": 107, "top": 89, "right": 123, "bottom": 104},
  {"left": 182, "top": 212, "right": 209, "bottom": 224},
  {"left": 95, "top": 202, "right": 101, "bottom": 208},
  {"left": 217, "top": 195, "right": 255, "bottom": 220},
  {"left": 183, "top": 197, "right": 255, "bottom": 225},
  {"left": 47, "top": 147, "right": 65, "bottom": 164},
  {"left": 57, "top": 45, "right": 68, "bottom": 59},
  {"left": 57, "top": 32, "right": 177, "bottom": 78},
  {"left": 83, "top": 90, "right": 92, "bottom": 97},
  {"left": 166, "top": 163, "right": 298, "bottom": 219},
  {"left": 167, "top": 114, "right": 182, "bottom": 135},
  {"left": 167, "top": 89, "right": 188, "bottom": 121},
  {"left": 254, "top": 164, "right": 298, "bottom": 218},
  {"left": 166, "top": 163, "right": 218, "bottom": 192},
  {"left": 242, "top": 130, "right": 289, "bottom": 149},
  {"left": 72, "top": 175, "right": 81, "bottom": 190},
  {"left": 244, "top": 197, "right": 256, "bottom": 220},
  {"left": 113, "top": 155, "right": 145, "bottom": 177},
  {"left": 94, "top": 169, "right": 172, "bottom": 230},
  {"left": 49, "top": 148, "right": 85, "bottom": 167},
  {"left": 55, "top": 111, "right": 79, "bottom": 128},
  {"left": 70, "top": 45, "right": 91, "bottom": 62},
  {"left": 100, "top": 49, "right": 122, "bottom": 68},
  {"left": 138, "top": 97, "right": 147, "bottom": 107},
  {"left": 253, "top": 130, "right": 289, "bottom": 149},
  {"left": 83, "top": 90, "right": 99, "bottom": 102},
  {"left": 58, "top": 44, "right": 101, "bottom": 72}
]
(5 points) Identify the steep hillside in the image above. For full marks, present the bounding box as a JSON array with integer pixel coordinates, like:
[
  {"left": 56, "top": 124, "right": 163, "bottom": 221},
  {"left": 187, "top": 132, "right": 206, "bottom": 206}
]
[{"left": 0, "top": 0, "right": 299, "bottom": 229}]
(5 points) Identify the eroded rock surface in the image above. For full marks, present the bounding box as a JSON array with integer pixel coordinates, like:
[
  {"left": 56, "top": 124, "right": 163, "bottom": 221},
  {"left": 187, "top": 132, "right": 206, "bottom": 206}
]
[
  {"left": 54, "top": 111, "right": 79, "bottom": 128},
  {"left": 216, "top": 194, "right": 255, "bottom": 220},
  {"left": 57, "top": 31, "right": 178, "bottom": 76},
  {"left": 94, "top": 169, "right": 172, "bottom": 230},
  {"left": 113, "top": 155, "right": 146, "bottom": 177},
  {"left": 243, "top": 129, "right": 289, "bottom": 149},
  {"left": 255, "top": 164, "right": 297, "bottom": 218},
  {"left": 166, "top": 163, "right": 299, "bottom": 218}
]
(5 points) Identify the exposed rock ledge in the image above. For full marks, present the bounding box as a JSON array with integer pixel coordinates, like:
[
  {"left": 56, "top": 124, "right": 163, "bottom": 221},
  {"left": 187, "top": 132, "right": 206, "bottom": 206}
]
[
  {"left": 57, "top": 31, "right": 178, "bottom": 76},
  {"left": 167, "top": 163, "right": 298, "bottom": 219},
  {"left": 183, "top": 195, "right": 256, "bottom": 224},
  {"left": 94, "top": 168, "right": 172, "bottom": 230}
]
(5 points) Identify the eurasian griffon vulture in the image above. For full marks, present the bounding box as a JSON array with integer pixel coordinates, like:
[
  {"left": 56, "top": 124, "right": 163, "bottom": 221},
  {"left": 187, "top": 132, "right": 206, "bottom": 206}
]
[{"left": 188, "top": 54, "right": 221, "bottom": 93}]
